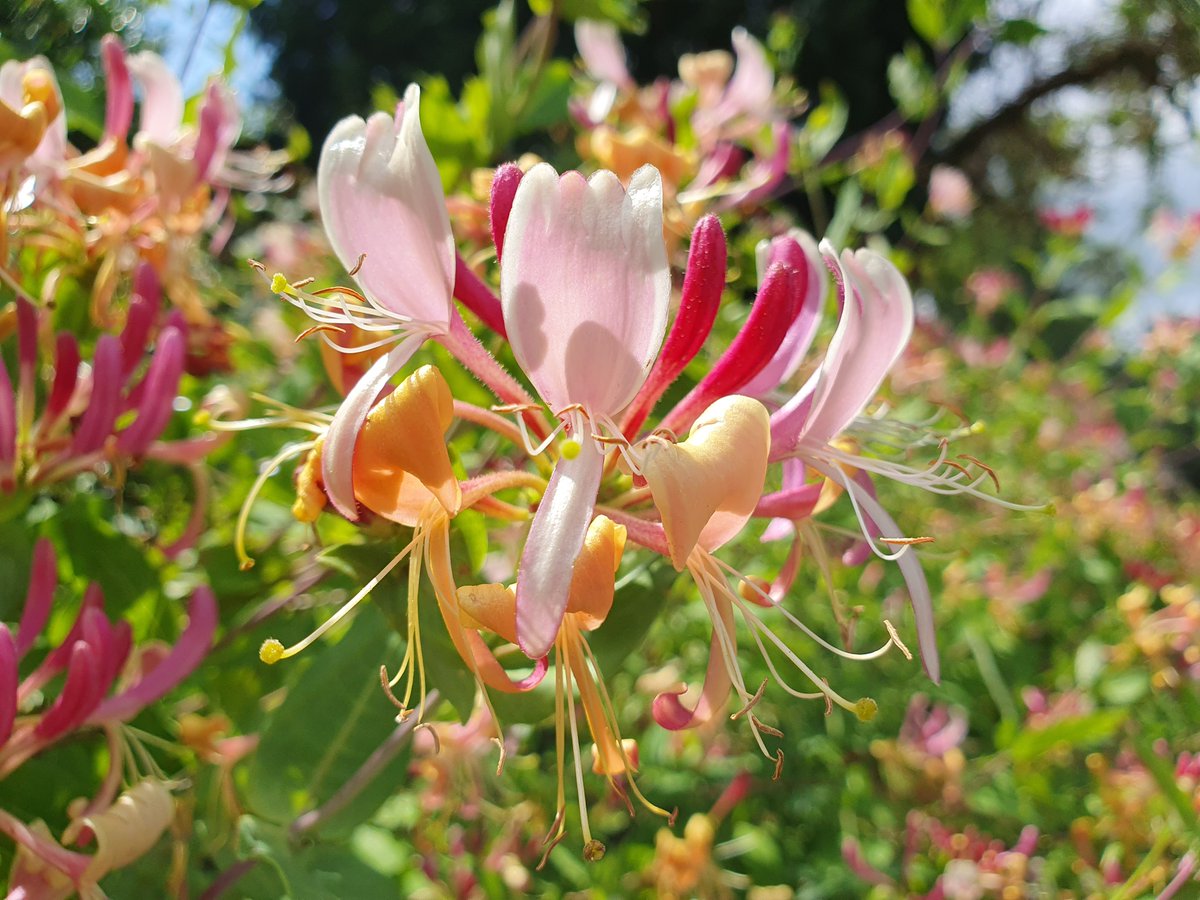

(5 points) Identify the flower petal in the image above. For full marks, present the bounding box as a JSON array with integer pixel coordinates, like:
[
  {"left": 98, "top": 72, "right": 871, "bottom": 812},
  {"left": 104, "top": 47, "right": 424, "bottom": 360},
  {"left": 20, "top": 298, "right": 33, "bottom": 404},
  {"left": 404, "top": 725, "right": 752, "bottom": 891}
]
[
  {"left": 100, "top": 35, "right": 133, "bottom": 140},
  {"left": 87, "top": 586, "right": 218, "bottom": 724},
  {"left": 515, "top": 441, "right": 605, "bottom": 657},
  {"left": 501, "top": 163, "right": 669, "bottom": 416},
  {"left": 320, "top": 333, "right": 425, "bottom": 519},
  {"left": 574, "top": 20, "right": 633, "bottom": 89},
  {"left": 642, "top": 395, "right": 770, "bottom": 570},
  {"left": 15, "top": 538, "right": 57, "bottom": 659},
  {"left": 564, "top": 515, "right": 626, "bottom": 631},
  {"left": 127, "top": 51, "right": 183, "bottom": 144},
  {"left": 317, "top": 85, "right": 454, "bottom": 327},
  {"left": 352, "top": 364, "right": 462, "bottom": 523},
  {"left": 790, "top": 244, "right": 914, "bottom": 447}
]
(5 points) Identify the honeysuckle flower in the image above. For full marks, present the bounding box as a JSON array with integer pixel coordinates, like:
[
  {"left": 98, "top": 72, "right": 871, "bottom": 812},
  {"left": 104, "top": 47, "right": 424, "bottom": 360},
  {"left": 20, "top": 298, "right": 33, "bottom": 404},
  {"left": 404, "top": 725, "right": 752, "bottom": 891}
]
[
  {"left": 258, "top": 366, "right": 548, "bottom": 722},
  {"left": 0, "top": 280, "right": 216, "bottom": 519},
  {"left": 0, "top": 54, "right": 66, "bottom": 193},
  {"left": 2, "top": 779, "right": 175, "bottom": 900},
  {"left": 765, "top": 241, "right": 1039, "bottom": 682},
  {"left": 843, "top": 814, "right": 1041, "bottom": 899},
  {"left": 269, "top": 83, "right": 538, "bottom": 522},
  {"left": 0, "top": 539, "right": 217, "bottom": 778},
  {"left": 572, "top": 23, "right": 795, "bottom": 221},
  {"left": 458, "top": 515, "right": 671, "bottom": 863},
  {"left": 631, "top": 394, "right": 897, "bottom": 760},
  {"left": 500, "top": 161, "right": 671, "bottom": 658}
]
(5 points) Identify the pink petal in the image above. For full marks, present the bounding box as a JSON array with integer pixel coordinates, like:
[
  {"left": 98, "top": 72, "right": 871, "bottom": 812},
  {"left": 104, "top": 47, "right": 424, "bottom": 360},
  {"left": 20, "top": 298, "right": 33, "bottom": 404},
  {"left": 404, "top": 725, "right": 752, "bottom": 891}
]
[
  {"left": 33, "top": 639, "right": 103, "bottom": 741},
  {"left": 501, "top": 163, "right": 670, "bottom": 416},
  {"left": 574, "top": 20, "right": 633, "bottom": 88},
  {"left": 0, "top": 625, "right": 15, "bottom": 745},
  {"left": 127, "top": 51, "right": 183, "bottom": 144},
  {"left": 787, "top": 243, "right": 914, "bottom": 448},
  {"left": 724, "top": 27, "right": 775, "bottom": 118},
  {"left": 661, "top": 261, "right": 801, "bottom": 434},
  {"left": 119, "top": 264, "right": 163, "bottom": 378},
  {"left": 317, "top": 85, "right": 454, "bottom": 326},
  {"left": 321, "top": 334, "right": 425, "bottom": 519},
  {"left": 193, "top": 80, "right": 240, "bottom": 182},
  {"left": 652, "top": 630, "right": 731, "bottom": 729},
  {"left": 71, "top": 336, "right": 123, "bottom": 456},
  {"left": 740, "top": 229, "right": 826, "bottom": 396},
  {"left": 515, "top": 442, "right": 605, "bottom": 658},
  {"left": 622, "top": 214, "right": 726, "bottom": 437},
  {"left": 40, "top": 333, "right": 81, "bottom": 434},
  {"left": 87, "top": 586, "right": 217, "bottom": 724},
  {"left": 117, "top": 326, "right": 185, "bottom": 456},
  {"left": 100, "top": 35, "right": 133, "bottom": 140},
  {"left": 15, "top": 538, "right": 57, "bottom": 659},
  {"left": 0, "top": 357, "right": 14, "bottom": 471},
  {"left": 488, "top": 163, "right": 522, "bottom": 262}
]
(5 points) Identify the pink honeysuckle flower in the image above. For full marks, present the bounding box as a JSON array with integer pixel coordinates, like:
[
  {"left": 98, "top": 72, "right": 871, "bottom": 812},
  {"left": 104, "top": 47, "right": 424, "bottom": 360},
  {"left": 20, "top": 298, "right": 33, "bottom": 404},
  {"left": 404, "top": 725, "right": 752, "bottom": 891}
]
[
  {"left": 574, "top": 19, "right": 634, "bottom": 124},
  {"left": 761, "top": 243, "right": 1041, "bottom": 684},
  {"left": 500, "top": 162, "right": 671, "bottom": 657},
  {"left": 0, "top": 539, "right": 217, "bottom": 778},
  {"left": 690, "top": 27, "right": 777, "bottom": 147},
  {"left": 0, "top": 274, "right": 203, "bottom": 504},
  {"left": 271, "top": 83, "right": 537, "bottom": 520}
]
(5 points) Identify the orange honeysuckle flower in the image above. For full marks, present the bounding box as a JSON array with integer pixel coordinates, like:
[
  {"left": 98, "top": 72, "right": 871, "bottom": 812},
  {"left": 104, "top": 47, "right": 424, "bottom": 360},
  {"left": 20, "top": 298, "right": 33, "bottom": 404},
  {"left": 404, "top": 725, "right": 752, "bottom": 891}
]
[
  {"left": 257, "top": 366, "right": 547, "bottom": 723},
  {"left": 458, "top": 515, "right": 671, "bottom": 863}
]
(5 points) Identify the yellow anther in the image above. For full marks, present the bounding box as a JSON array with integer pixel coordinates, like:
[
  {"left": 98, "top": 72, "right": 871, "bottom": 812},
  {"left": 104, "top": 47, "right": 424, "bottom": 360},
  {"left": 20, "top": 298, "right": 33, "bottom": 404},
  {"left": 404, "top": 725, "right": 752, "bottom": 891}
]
[
  {"left": 1043, "top": 501, "right": 1058, "bottom": 517},
  {"left": 970, "top": 421, "right": 986, "bottom": 434},
  {"left": 854, "top": 697, "right": 878, "bottom": 722},
  {"left": 583, "top": 839, "right": 606, "bottom": 862},
  {"left": 259, "top": 639, "right": 285, "bottom": 665},
  {"left": 270, "top": 273, "right": 291, "bottom": 295},
  {"left": 560, "top": 438, "right": 581, "bottom": 460}
]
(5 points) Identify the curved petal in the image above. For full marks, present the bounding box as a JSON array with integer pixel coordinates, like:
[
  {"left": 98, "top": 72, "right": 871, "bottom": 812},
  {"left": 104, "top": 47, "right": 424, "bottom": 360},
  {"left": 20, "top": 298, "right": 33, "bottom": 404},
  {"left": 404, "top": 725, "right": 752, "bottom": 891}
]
[
  {"left": 564, "top": 515, "right": 626, "bottom": 631},
  {"left": 514, "top": 441, "right": 605, "bottom": 657},
  {"left": 0, "top": 625, "right": 16, "bottom": 745},
  {"left": 15, "top": 538, "right": 58, "bottom": 659},
  {"left": 127, "top": 51, "right": 183, "bottom": 144},
  {"left": 317, "top": 85, "right": 454, "bottom": 327},
  {"left": 642, "top": 395, "right": 770, "bottom": 570},
  {"left": 797, "top": 244, "right": 914, "bottom": 446},
  {"left": 501, "top": 163, "right": 670, "bottom": 417},
  {"left": 574, "top": 20, "right": 632, "bottom": 88},
  {"left": 321, "top": 333, "right": 425, "bottom": 519},
  {"left": 352, "top": 364, "right": 462, "bottom": 523},
  {"left": 87, "top": 586, "right": 218, "bottom": 724},
  {"left": 724, "top": 27, "right": 775, "bottom": 119},
  {"left": 100, "top": 35, "right": 133, "bottom": 140},
  {"left": 0, "top": 57, "right": 66, "bottom": 179}
]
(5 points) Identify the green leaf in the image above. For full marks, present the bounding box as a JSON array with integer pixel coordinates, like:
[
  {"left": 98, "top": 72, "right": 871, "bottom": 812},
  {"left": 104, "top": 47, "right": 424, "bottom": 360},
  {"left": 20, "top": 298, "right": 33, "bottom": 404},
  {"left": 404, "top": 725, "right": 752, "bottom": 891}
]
[
  {"left": 588, "top": 559, "right": 677, "bottom": 675},
  {"left": 244, "top": 605, "right": 412, "bottom": 838},
  {"left": 235, "top": 817, "right": 396, "bottom": 900},
  {"left": 1006, "top": 710, "right": 1128, "bottom": 763},
  {"left": 887, "top": 44, "right": 937, "bottom": 120},
  {"left": 52, "top": 500, "right": 158, "bottom": 613},
  {"left": 997, "top": 18, "right": 1047, "bottom": 45}
]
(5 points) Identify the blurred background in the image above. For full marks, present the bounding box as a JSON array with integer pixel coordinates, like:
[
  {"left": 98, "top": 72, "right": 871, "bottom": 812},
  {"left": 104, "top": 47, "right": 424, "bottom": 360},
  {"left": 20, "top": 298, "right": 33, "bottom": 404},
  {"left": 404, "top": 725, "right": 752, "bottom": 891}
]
[{"left": 1, "top": 0, "right": 1198, "bottom": 896}]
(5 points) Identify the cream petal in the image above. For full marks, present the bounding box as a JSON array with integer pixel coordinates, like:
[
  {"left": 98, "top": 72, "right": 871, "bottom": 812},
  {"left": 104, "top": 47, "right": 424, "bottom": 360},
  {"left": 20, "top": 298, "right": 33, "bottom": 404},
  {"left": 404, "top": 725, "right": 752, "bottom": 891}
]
[{"left": 642, "top": 395, "right": 770, "bottom": 570}]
